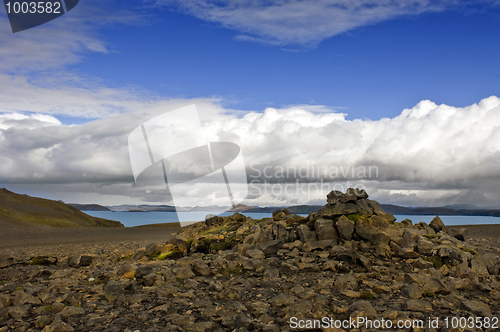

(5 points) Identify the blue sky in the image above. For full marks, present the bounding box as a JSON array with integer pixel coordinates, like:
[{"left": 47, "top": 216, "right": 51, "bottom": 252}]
[
  {"left": 2, "top": 0, "right": 500, "bottom": 208},
  {"left": 75, "top": 1, "right": 500, "bottom": 119}
]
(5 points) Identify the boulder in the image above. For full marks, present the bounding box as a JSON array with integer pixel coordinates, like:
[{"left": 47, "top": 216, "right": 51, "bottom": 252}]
[
  {"left": 145, "top": 243, "right": 160, "bottom": 256},
  {"left": 354, "top": 217, "right": 375, "bottom": 241},
  {"left": 349, "top": 300, "right": 377, "bottom": 319},
  {"left": 131, "top": 249, "right": 146, "bottom": 260},
  {"left": 398, "top": 248, "right": 419, "bottom": 259},
  {"left": 417, "top": 238, "right": 434, "bottom": 256},
  {"left": 471, "top": 255, "right": 489, "bottom": 278},
  {"left": 272, "top": 209, "right": 291, "bottom": 218},
  {"left": 406, "top": 299, "right": 432, "bottom": 312},
  {"left": 172, "top": 266, "right": 195, "bottom": 279},
  {"left": 482, "top": 253, "right": 500, "bottom": 275},
  {"left": 416, "top": 222, "right": 436, "bottom": 235},
  {"left": 336, "top": 215, "right": 354, "bottom": 240},
  {"left": 462, "top": 299, "right": 491, "bottom": 316},
  {"left": 206, "top": 214, "right": 222, "bottom": 226},
  {"left": 69, "top": 255, "right": 94, "bottom": 267},
  {"left": 314, "top": 218, "right": 339, "bottom": 241},
  {"left": 402, "top": 284, "right": 423, "bottom": 299},
  {"left": 302, "top": 240, "right": 337, "bottom": 252},
  {"left": 0, "top": 255, "right": 13, "bottom": 268},
  {"left": 272, "top": 211, "right": 286, "bottom": 220},
  {"left": 326, "top": 190, "right": 344, "bottom": 205},
  {"left": 258, "top": 240, "right": 283, "bottom": 257},
  {"left": 192, "top": 261, "right": 211, "bottom": 277},
  {"left": 13, "top": 291, "right": 40, "bottom": 306},
  {"left": 315, "top": 203, "right": 359, "bottom": 219},
  {"left": 0, "top": 294, "right": 11, "bottom": 310},
  {"left": 437, "top": 246, "right": 460, "bottom": 261},
  {"left": 246, "top": 249, "right": 266, "bottom": 259},
  {"left": 429, "top": 216, "right": 445, "bottom": 233},
  {"left": 401, "top": 230, "right": 420, "bottom": 248},
  {"left": 329, "top": 246, "right": 359, "bottom": 264},
  {"left": 60, "top": 306, "right": 85, "bottom": 318},
  {"left": 334, "top": 273, "right": 358, "bottom": 290},
  {"left": 356, "top": 199, "right": 374, "bottom": 216},
  {"left": 366, "top": 199, "right": 396, "bottom": 222},
  {"left": 451, "top": 228, "right": 467, "bottom": 241},
  {"left": 297, "top": 225, "right": 317, "bottom": 243},
  {"left": 370, "top": 229, "right": 392, "bottom": 246},
  {"left": 170, "top": 238, "right": 188, "bottom": 253},
  {"left": 400, "top": 219, "right": 413, "bottom": 227},
  {"left": 103, "top": 280, "right": 122, "bottom": 303},
  {"left": 135, "top": 266, "right": 152, "bottom": 278},
  {"left": 269, "top": 294, "right": 298, "bottom": 307},
  {"left": 231, "top": 212, "right": 246, "bottom": 222},
  {"left": 41, "top": 317, "right": 75, "bottom": 332}
]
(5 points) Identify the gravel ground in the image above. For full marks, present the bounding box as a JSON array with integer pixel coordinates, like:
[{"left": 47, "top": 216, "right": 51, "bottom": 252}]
[{"left": 0, "top": 219, "right": 180, "bottom": 251}]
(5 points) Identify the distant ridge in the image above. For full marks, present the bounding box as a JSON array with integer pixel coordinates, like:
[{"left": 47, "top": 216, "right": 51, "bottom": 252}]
[
  {"left": 0, "top": 188, "right": 123, "bottom": 228},
  {"left": 380, "top": 204, "right": 500, "bottom": 217},
  {"left": 108, "top": 204, "right": 176, "bottom": 212},
  {"left": 68, "top": 203, "right": 111, "bottom": 211},
  {"left": 103, "top": 201, "right": 500, "bottom": 217}
]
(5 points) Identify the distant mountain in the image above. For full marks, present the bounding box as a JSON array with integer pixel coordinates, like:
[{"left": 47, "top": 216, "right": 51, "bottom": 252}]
[
  {"left": 228, "top": 204, "right": 257, "bottom": 212},
  {"left": 68, "top": 203, "right": 111, "bottom": 211},
  {"left": 287, "top": 205, "right": 323, "bottom": 214},
  {"left": 105, "top": 201, "right": 500, "bottom": 218},
  {"left": 441, "top": 204, "right": 481, "bottom": 210},
  {"left": 0, "top": 188, "right": 123, "bottom": 228},
  {"left": 237, "top": 205, "right": 321, "bottom": 214},
  {"left": 189, "top": 205, "right": 231, "bottom": 212},
  {"left": 108, "top": 205, "right": 176, "bottom": 212},
  {"left": 380, "top": 204, "right": 500, "bottom": 217}
]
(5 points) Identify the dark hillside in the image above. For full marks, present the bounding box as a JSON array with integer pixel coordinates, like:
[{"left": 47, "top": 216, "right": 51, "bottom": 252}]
[{"left": 0, "top": 188, "right": 123, "bottom": 228}]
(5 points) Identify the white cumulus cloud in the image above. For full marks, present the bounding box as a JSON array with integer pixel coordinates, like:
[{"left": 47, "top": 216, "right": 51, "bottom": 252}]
[{"left": 1, "top": 97, "right": 500, "bottom": 207}]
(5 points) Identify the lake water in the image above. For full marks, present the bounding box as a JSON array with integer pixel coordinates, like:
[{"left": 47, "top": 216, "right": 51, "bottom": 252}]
[
  {"left": 84, "top": 211, "right": 500, "bottom": 228},
  {"left": 85, "top": 211, "right": 293, "bottom": 228},
  {"left": 394, "top": 215, "right": 500, "bottom": 226}
]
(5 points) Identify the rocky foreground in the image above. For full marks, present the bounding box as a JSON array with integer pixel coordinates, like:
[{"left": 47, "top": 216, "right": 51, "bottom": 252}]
[{"left": 1, "top": 189, "right": 500, "bottom": 332}]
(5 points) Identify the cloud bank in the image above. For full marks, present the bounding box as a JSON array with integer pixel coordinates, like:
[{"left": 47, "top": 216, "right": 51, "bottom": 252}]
[{"left": 1, "top": 97, "right": 500, "bottom": 207}]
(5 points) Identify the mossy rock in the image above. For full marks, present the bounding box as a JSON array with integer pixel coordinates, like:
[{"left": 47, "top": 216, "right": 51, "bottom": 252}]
[
  {"left": 157, "top": 248, "right": 183, "bottom": 260},
  {"left": 459, "top": 247, "right": 478, "bottom": 255},
  {"left": 29, "top": 256, "right": 56, "bottom": 266},
  {"left": 361, "top": 291, "right": 375, "bottom": 300},
  {"left": 422, "top": 256, "right": 443, "bottom": 269},
  {"left": 199, "top": 224, "right": 238, "bottom": 236},
  {"left": 210, "top": 241, "right": 236, "bottom": 252},
  {"left": 117, "top": 254, "right": 133, "bottom": 262},
  {"left": 190, "top": 238, "right": 215, "bottom": 254},
  {"left": 190, "top": 234, "right": 243, "bottom": 254},
  {"left": 186, "top": 238, "right": 194, "bottom": 251},
  {"left": 346, "top": 213, "right": 362, "bottom": 222},
  {"left": 231, "top": 212, "right": 246, "bottom": 222},
  {"left": 148, "top": 251, "right": 161, "bottom": 259},
  {"left": 422, "top": 291, "right": 436, "bottom": 298},
  {"left": 220, "top": 267, "right": 244, "bottom": 275},
  {"left": 423, "top": 234, "right": 441, "bottom": 239}
]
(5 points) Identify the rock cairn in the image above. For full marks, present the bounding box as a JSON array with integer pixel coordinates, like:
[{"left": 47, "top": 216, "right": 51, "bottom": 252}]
[{"left": 1, "top": 188, "right": 499, "bottom": 331}]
